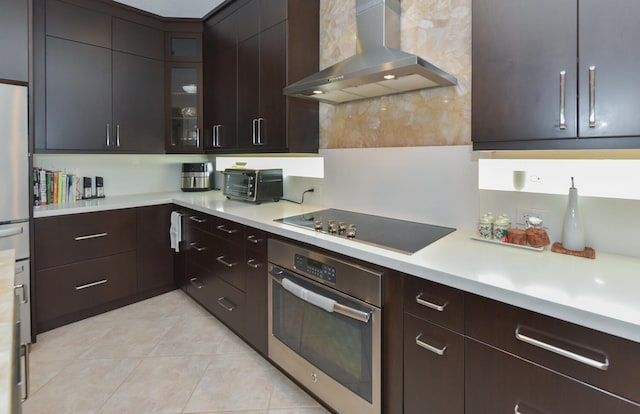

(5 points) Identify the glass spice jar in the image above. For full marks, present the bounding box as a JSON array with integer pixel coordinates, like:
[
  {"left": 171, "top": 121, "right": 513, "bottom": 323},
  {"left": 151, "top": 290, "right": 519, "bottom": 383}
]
[
  {"left": 493, "top": 214, "right": 511, "bottom": 241},
  {"left": 478, "top": 213, "right": 493, "bottom": 239}
]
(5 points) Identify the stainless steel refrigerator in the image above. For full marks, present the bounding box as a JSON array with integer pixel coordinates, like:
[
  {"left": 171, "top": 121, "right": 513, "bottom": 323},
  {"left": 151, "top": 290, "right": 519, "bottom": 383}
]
[{"left": 0, "top": 82, "right": 31, "bottom": 401}]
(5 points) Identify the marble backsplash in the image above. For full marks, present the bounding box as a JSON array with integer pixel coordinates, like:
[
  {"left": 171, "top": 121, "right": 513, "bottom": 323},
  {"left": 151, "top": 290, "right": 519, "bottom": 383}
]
[{"left": 319, "top": 0, "right": 471, "bottom": 149}]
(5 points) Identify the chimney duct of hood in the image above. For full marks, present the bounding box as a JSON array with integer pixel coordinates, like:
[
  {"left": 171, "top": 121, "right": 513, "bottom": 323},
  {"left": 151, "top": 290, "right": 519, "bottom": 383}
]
[{"left": 283, "top": 0, "right": 457, "bottom": 105}]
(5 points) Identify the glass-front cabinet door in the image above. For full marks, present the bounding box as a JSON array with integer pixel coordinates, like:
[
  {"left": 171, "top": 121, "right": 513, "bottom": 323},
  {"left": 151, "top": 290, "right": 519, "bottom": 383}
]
[
  {"left": 165, "top": 32, "right": 203, "bottom": 153},
  {"left": 166, "top": 62, "right": 203, "bottom": 152}
]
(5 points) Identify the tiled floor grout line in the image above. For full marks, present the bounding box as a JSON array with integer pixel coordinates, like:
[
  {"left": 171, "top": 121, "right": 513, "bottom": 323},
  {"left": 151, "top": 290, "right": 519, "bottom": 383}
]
[{"left": 93, "top": 357, "right": 144, "bottom": 414}]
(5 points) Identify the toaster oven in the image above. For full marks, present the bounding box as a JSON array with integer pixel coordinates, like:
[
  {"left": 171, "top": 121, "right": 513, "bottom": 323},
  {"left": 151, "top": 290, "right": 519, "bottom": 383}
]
[{"left": 222, "top": 168, "right": 283, "bottom": 204}]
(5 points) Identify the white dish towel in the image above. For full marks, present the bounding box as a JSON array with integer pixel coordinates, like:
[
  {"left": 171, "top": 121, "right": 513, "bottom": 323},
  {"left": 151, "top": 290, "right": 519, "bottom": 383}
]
[{"left": 169, "top": 211, "right": 182, "bottom": 252}]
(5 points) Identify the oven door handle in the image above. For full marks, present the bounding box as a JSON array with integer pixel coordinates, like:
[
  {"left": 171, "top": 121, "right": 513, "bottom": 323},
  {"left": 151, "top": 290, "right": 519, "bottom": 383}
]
[{"left": 275, "top": 275, "right": 371, "bottom": 324}]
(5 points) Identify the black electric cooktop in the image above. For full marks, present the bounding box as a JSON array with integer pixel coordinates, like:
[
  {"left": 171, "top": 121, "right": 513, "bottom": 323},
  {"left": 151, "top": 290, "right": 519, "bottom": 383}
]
[{"left": 275, "top": 208, "right": 455, "bottom": 255}]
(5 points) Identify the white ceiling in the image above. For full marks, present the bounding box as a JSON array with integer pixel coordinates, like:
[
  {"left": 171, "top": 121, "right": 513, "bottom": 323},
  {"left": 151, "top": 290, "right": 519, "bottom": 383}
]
[{"left": 112, "top": 0, "right": 226, "bottom": 18}]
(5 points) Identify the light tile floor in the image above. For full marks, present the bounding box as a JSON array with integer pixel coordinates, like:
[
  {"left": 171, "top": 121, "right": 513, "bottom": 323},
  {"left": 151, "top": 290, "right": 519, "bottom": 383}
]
[{"left": 23, "top": 289, "right": 330, "bottom": 414}]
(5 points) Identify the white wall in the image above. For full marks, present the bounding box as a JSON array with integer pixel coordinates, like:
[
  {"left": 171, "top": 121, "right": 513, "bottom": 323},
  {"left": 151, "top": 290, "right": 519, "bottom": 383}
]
[
  {"left": 318, "top": 146, "right": 479, "bottom": 231},
  {"left": 34, "top": 153, "right": 213, "bottom": 196}
]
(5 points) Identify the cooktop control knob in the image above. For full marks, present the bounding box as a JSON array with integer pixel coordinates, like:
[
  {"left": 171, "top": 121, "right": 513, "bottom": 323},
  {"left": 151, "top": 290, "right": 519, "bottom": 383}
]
[
  {"left": 346, "top": 224, "right": 357, "bottom": 238},
  {"left": 314, "top": 220, "right": 323, "bottom": 231},
  {"left": 328, "top": 220, "right": 338, "bottom": 234}
]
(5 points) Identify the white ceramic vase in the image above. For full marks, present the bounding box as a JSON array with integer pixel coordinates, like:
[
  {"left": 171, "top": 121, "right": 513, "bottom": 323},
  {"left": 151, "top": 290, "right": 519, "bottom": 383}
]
[{"left": 562, "top": 178, "right": 585, "bottom": 251}]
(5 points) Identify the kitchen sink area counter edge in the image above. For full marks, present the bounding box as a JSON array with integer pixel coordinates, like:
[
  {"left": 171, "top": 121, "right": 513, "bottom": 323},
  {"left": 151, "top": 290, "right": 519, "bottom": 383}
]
[{"left": 32, "top": 191, "right": 640, "bottom": 344}]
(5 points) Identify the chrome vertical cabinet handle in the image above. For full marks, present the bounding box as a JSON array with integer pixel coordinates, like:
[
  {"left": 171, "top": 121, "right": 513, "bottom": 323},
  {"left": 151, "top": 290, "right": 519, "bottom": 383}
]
[
  {"left": 589, "top": 66, "right": 596, "bottom": 128},
  {"left": 116, "top": 124, "right": 121, "bottom": 147},
  {"left": 252, "top": 119, "right": 258, "bottom": 145},
  {"left": 559, "top": 70, "right": 566, "bottom": 130},
  {"left": 196, "top": 127, "right": 200, "bottom": 148},
  {"left": 256, "top": 118, "right": 265, "bottom": 145},
  {"left": 106, "top": 123, "right": 111, "bottom": 147}
]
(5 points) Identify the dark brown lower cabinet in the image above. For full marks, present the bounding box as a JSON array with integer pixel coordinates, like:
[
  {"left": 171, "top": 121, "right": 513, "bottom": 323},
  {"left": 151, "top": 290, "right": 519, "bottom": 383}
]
[
  {"left": 36, "top": 251, "right": 137, "bottom": 331},
  {"left": 404, "top": 313, "right": 464, "bottom": 414},
  {"left": 35, "top": 206, "right": 175, "bottom": 333},
  {"left": 244, "top": 228, "right": 268, "bottom": 355},
  {"left": 137, "top": 204, "right": 174, "bottom": 292},
  {"left": 185, "top": 260, "right": 216, "bottom": 311},
  {"left": 466, "top": 338, "right": 640, "bottom": 413},
  {"left": 207, "top": 275, "right": 245, "bottom": 335}
]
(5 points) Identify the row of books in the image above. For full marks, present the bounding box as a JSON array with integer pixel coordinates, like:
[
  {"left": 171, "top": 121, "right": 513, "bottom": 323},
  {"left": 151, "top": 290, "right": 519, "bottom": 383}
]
[{"left": 33, "top": 168, "right": 82, "bottom": 206}]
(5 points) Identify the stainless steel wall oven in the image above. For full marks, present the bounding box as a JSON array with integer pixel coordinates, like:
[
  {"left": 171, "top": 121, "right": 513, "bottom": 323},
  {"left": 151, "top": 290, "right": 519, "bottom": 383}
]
[{"left": 268, "top": 238, "right": 382, "bottom": 414}]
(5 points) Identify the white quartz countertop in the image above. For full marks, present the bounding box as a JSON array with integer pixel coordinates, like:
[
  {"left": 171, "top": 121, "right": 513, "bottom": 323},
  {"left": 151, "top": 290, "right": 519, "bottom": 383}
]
[
  {"left": 0, "top": 249, "right": 16, "bottom": 414},
  {"left": 34, "top": 191, "right": 640, "bottom": 343}
]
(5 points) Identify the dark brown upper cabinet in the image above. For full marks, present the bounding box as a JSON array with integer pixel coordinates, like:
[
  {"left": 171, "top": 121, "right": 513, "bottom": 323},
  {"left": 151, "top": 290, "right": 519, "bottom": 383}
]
[
  {"left": 35, "top": 0, "right": 165, "bottom": 153},
  {"left": 203, "top": 12, "right": 238, "bottom": 151},
  {"left": 472, "top": 0, "right": 640, "bottom": 150},
  {"left": 203, "top": 0, "right": 320, "bottom": 154},
  {"left": 0, "top": 0, "right": 29, "bottom": 83}
]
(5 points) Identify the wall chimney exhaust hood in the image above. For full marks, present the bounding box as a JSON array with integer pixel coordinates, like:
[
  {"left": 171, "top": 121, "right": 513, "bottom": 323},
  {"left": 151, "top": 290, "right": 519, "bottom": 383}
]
[{"left": 283, "top": 0, "right": 457, "bottom": 105}]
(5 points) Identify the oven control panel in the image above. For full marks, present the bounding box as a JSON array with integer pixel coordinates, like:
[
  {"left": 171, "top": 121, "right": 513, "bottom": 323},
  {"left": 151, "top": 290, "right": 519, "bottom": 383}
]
[{"left": 295, "top": 254, "right": 336, "bottom": 284}]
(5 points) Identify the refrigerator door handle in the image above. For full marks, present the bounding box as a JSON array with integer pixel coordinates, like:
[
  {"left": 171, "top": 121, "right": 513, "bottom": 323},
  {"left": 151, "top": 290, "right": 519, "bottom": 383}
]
[{"left": 0, "top": 227, "right": 23, "bottom": 238}]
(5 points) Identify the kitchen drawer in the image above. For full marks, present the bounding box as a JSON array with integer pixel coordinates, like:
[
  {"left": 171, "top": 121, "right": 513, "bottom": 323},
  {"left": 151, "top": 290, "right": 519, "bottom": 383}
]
[
  {"left": 211, "top": 216, "right": 244, "bottom": 245},
  {"left": 466, "top": 338, "right": 640, "bottom": 413},
  {"left": 36, "top": 251, "right": 137, "bottom": 323},
  {"left": 466, "top": 293, "right": 640, "bottom": 404},
  {"left": 244, "top": 248, "right": 267, "bottom": 355},
  {"left": 245, "top": 227, "right": 267, "bottom": 256},
  {"left": 186, "top": 260, "right": 246, "bottom": 337},
  {"left": 188, "top": 227, "right": 217, "bottom": 269},
  {"left": 34, "top": 209, "right": 136, "bottom": 270},
  {"left": 185, "top": 260, "right": 216, "bottom": 312},
  {"left": 404, "top": 313, "right": 464, "bottom": 414},
  {"left": 213, "top": 236, "right": 245, "bottom": 291},
  {"left": 404, "top": 275, "right": 464, "bottom": 333},
  {"left": 188, "top": 227, "right": 245, "bottom": 291},
  {"left": 209, "top": 274, "right": 246, "bottom": 336},
  {"left": 186, "top": 210, "right": 212, "bottom": 233}
]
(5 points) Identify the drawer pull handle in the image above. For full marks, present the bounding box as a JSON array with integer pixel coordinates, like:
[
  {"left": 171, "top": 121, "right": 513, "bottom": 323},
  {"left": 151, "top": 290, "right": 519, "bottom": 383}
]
[
  {"left": 75, "top": 279, "right": 108, "bottom": 290},
  {"left": 246, "top": 234, "right": 262, "bottom": 244},
  {"left": 189, "top": 216, "right": 207, "bottom": 223},
  {"left": 515, "top": 327, "right": 609, "bottom": 371},
  {"left": 0, "top": 227, "right": 23, "bottom": 238},
  {"left": 216, "top": 224, "right": 238, "bottom": 234},
  {"left": 415, "top": 333, "right": 447, "bottom": 356},
  {"left": 246, "top": 259, "right": 262, "bottom": 269},
  {"left": 189, "top": 242, "right": 207, "bottom": 252},
  {"left": 189, "top": 277, "right": 204, "bottom": 289},
  {"left": 217, "top": 296, "right": 235, "bottom": 311},
  {"left": 74, "top": 232, "right": 108, "bottom": 241},
  {"left": 216, "top": 256, "right": 237, "bottom": 267},
  {"left": 416, "top": 293, "right": 447, "bottom": 312}
]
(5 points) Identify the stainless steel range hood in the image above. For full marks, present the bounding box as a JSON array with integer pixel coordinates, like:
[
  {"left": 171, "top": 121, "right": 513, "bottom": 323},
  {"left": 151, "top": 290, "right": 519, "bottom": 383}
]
[{"left": 283, "top": 0, "right": 457, "bottom": 105}]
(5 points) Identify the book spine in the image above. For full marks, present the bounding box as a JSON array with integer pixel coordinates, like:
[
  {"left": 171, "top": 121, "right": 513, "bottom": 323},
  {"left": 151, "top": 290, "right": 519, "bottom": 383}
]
[
  {"left": 39, "top": 169, "right": 47, "bottom": 205},
  {"left": 33, "top": 167, "right": 40, "bottom": 207}
]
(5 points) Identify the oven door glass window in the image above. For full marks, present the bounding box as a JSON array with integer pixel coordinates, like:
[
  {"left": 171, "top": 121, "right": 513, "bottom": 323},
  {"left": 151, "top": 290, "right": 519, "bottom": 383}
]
[
  {"left": 272, "top": 274, "right": 373, "bottom": 403},
  {"left": 224, "top": 173, "right": 251, "bottom": 197}
]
